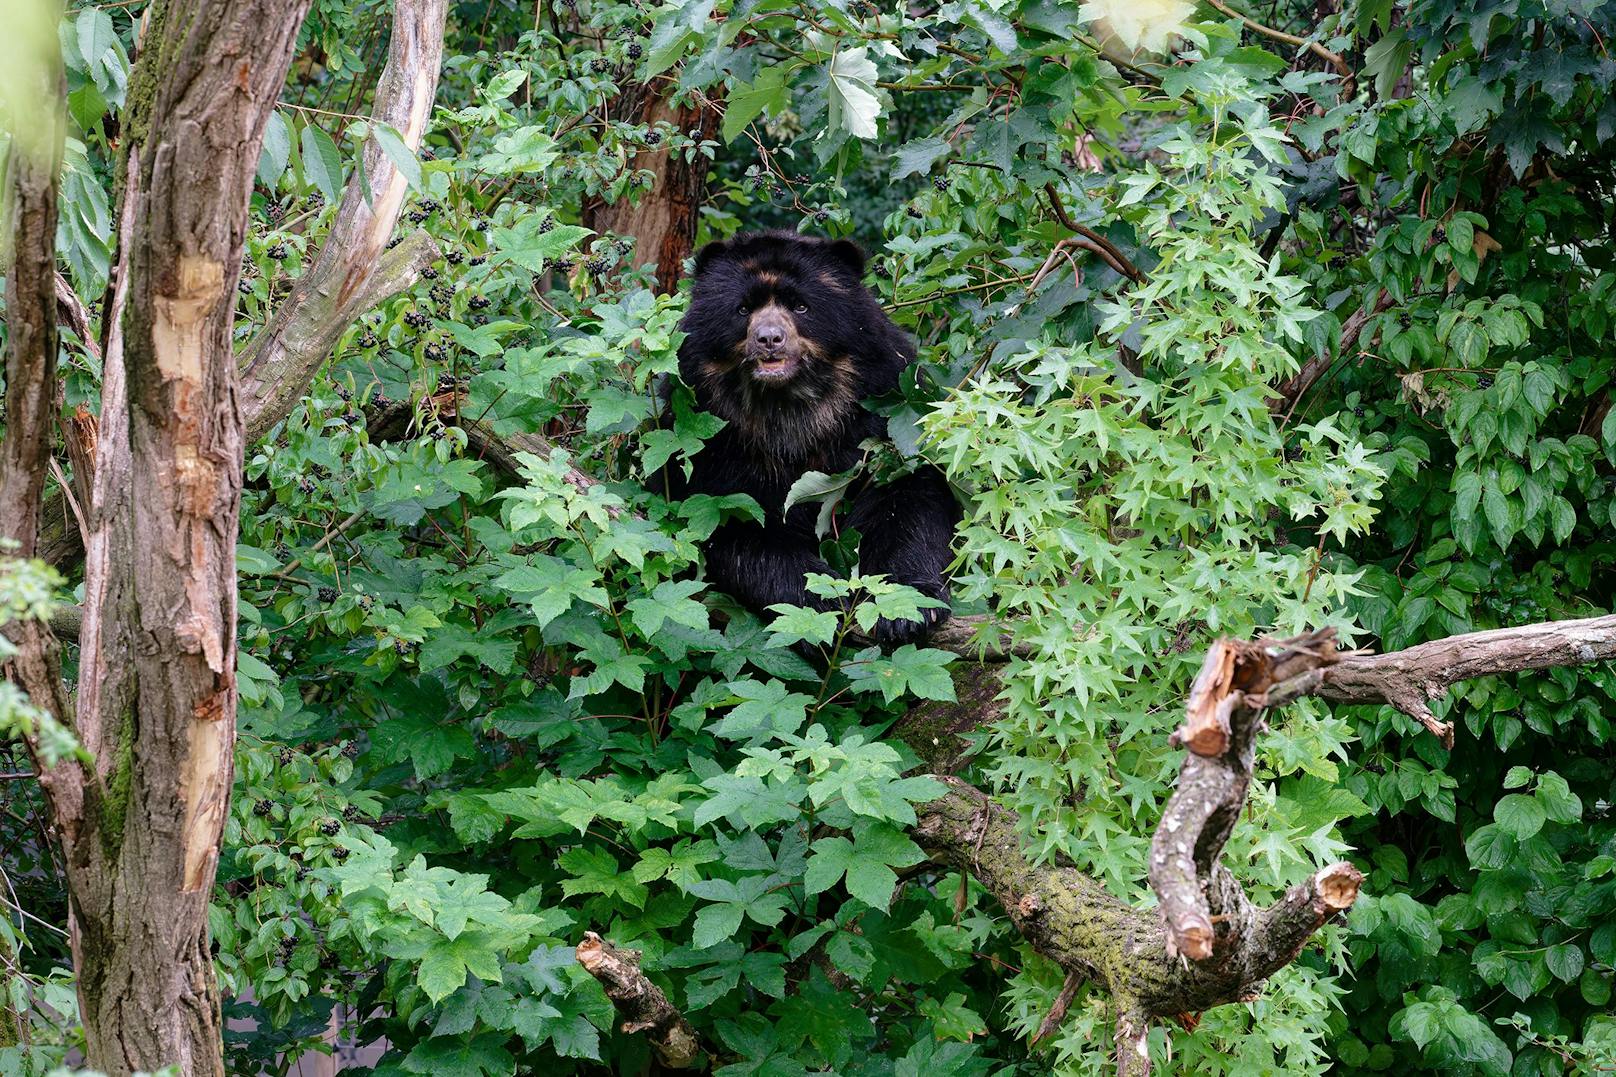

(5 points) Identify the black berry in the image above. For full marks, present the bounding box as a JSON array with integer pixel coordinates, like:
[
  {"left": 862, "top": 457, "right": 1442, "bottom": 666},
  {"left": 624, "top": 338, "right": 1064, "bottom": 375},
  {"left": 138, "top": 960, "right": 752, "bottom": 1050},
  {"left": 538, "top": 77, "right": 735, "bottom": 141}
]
[
  {"left": 320, "top": 819, "right": 340, "bottom": 836},
  {"left": 332, "top": 846, "right": 350, "bottom": 862},
  {"left": 253, "top": 799, "right": 272, "bottom": 817},
  {"left": 470, "top": 295, "right": 490, "bottom": 310},
  {"left": 627, "top": 41, "right": 643, "bottom": 60},
  {"left": 268, "top": 242, "right": 288, "bottom": 260},
  {"left": 317, "top": 586, "right": 337, "bottom": 602}
]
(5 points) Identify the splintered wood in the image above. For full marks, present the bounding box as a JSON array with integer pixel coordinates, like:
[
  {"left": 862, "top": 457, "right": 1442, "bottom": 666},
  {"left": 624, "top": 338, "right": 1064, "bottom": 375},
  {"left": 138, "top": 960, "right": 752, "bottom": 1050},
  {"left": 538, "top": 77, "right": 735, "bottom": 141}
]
[{"left": 1174, "top": 629, "right": 1344, "bottom": 757}]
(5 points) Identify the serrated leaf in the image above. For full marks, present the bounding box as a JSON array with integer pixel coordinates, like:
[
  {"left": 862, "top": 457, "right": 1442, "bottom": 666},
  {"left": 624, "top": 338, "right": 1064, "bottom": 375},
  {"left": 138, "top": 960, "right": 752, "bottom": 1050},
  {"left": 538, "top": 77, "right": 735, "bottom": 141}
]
[{"left": 825, "top": 48, "right": 881, "bottom": 141}]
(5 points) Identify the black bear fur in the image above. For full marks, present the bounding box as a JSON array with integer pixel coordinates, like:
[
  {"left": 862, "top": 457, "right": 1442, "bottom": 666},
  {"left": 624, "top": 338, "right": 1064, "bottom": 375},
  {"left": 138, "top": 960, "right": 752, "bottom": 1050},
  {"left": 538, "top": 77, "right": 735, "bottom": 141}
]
[{"left": 661, "top": 230, "right": 959, "bottom": 645}]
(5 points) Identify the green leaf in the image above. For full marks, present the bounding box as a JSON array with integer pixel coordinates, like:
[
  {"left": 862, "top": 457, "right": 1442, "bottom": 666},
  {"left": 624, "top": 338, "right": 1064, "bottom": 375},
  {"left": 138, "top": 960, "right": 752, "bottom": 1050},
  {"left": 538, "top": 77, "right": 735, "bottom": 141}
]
[
  {"left": 722, "top": 69, "right": 791, "bottom": 143},
  {"left": 484, "top": 69, "right": 527, "bottom": 101},
  {"left": 844, "top": 645, "right": 956, "bottom": 704},
  {"left": 371, "top": 121, "right": 422, "bottom": 190},
  {"left": 257, "top": 111, "right": 291, "bottom": 186},
  {"left": 1546, "top": 943, "right": 1584, "bottom": 983},
  {"left": 824, "top": 48, "right": 881, "bottom": 141},
  {"left": 298, "top": 123, "right": 343, "bottom": 203},
  {"left": 627, "top": 579, "right": 710, "bottom": 636},
  {"left": 804, "top": 825, "right": 923, "bottom": 908},
  {"left": 492, "top": 218, "right": 593, "bottom": 273},
  {"left": 891, "top": 137, "right": 951, "bottom": 182},
  {"left": 1494, "top": 793, "right": 1546, "bottom": 839},
  {"left": 1534, "top": 771, "right": 1582, "bottom": 823}
]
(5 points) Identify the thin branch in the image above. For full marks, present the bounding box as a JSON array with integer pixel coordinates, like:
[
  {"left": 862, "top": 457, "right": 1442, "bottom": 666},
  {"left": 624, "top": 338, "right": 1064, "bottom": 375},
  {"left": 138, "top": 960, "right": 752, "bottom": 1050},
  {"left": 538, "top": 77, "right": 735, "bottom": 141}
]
[
  {"left": 1203, "top": 0, "right": 1352, "bottom": 80},
  {"left": 1031, "top": 970, "right": 1086, "bottom": 1046},
  {"left": 1043, "top": 183, "right": 1146, "bottom": 283},
  {"left": 1272, "top": 290, "right": 1393, "bottom": 418}
]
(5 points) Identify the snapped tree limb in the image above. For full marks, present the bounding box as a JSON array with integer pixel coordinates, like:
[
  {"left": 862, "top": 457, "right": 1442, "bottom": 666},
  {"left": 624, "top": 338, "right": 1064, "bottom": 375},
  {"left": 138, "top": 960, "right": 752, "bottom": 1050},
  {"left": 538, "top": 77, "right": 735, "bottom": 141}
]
[
  {"left": 906, "top": 615, "right": 1616, "bottom": 1073},
  {"left": 576, "top": 931, "right": 705, "bottom": 1069}
]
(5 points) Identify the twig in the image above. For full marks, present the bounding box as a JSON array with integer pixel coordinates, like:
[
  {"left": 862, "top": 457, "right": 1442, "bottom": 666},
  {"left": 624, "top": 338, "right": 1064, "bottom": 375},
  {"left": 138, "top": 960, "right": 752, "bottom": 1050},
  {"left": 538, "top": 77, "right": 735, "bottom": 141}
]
[
  {"left": 269, "top": 510, "right": 366, "bottom": 580},
  {"left": 1204, "top": 0, "right": 1352, "bottom": 80},
  {"left": 1031, "top": 970, "right": 1086, "bottom": 1045},
  {"left": 1042, "top": 184, "right": 1146, "bottom": 283}
]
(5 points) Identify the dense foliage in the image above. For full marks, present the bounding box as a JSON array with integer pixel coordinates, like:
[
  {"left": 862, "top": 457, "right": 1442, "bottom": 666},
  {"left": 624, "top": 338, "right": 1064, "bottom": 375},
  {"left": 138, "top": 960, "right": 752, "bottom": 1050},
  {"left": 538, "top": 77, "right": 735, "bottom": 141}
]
[{"left": 2, "top": 0, "right": 1615, "bottom": 1074}]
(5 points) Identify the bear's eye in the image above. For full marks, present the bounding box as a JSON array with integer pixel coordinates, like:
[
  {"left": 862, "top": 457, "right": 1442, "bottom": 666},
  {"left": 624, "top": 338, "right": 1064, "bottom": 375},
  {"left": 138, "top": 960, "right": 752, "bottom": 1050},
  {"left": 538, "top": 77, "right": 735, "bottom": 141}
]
[
  {"left": 737, "top": 303, "right": 749, "bottom": 315},
  {"left": 794, "top": 303, "right": 808, "bottom": 314}
]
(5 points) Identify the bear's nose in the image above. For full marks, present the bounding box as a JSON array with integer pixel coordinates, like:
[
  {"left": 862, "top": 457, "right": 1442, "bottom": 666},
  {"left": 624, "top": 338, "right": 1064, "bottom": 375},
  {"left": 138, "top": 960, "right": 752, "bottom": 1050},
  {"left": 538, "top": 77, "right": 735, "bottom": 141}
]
[{"left": 753, "top": 322, "right": 786, "bottom": 350}]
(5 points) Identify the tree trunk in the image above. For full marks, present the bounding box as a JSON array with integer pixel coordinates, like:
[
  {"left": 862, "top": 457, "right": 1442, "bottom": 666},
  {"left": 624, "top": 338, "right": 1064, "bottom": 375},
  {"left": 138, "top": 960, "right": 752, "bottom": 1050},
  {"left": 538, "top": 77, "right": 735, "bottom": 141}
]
[
  {"left": 51, "top": 2, "right": 311, "bottom": 1072},
  {"left": 585, "top": 86, "right": 719, "bottom": 294}
]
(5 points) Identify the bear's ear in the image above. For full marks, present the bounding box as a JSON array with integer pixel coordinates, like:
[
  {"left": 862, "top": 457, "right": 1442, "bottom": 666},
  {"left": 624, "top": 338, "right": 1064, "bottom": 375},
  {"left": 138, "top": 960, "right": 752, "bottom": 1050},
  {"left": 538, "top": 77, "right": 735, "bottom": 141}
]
[
  {"left": 826, "top": 238, "right": 867, "bottom": 276},
  {"left": 693, "top": 240, "right": 730, "bottom": 276}
]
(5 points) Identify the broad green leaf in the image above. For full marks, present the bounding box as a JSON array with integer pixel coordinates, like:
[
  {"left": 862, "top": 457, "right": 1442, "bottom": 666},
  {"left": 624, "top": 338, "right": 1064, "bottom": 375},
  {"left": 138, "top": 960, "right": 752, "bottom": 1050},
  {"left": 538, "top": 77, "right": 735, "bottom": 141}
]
[{"left": 824, "top": 48, "right": 881, "bottom": 141}]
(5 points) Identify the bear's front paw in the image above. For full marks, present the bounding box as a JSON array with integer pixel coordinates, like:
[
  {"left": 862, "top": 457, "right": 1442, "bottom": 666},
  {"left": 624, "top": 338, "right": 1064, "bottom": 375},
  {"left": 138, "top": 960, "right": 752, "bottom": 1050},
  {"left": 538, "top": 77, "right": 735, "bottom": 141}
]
[{"left": 870, "top": 602, "right": 951, "bottom": 647}]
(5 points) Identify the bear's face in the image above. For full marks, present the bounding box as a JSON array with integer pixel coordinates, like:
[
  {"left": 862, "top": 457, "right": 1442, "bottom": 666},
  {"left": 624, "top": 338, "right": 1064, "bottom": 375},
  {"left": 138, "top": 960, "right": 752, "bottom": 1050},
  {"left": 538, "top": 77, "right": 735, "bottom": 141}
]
[
  {"left": 678, "top": 231, "right": 910, "bottom": 463},
  {"left": 682, "top": 233, "right": 871, "bottom": 394}
]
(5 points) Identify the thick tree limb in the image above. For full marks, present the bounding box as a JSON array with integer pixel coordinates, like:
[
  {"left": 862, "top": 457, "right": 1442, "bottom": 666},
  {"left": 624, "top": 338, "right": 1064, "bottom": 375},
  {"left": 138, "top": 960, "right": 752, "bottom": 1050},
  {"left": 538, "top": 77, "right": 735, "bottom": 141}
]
[
  {"left": 576, "top": 931, "right": 705, "bottom": 1069},
  {"left": 1312, "top": 613, "right": 1616, "bottom": 747},
  {"left": 908, "top": 614, "right": 1616, "bottom": 1073}
]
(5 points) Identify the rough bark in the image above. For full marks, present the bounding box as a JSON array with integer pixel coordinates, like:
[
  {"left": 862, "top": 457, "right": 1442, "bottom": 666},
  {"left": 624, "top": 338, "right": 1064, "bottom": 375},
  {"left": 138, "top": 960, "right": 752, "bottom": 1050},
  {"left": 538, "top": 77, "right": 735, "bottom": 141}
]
[
  {"left": 584, "top": 85, "right": 719, "bottom": 294},
  {"left": 53, "top": 2, "right": 312, "bottom": 1072},
  {"left": 904, "top": 617, "right": 1616, "bottom": 1073},
  {"left": 36, "top": 0, "right": 446, "bottom": 571},
  {"left": 1311, "top": 612, "right": 1616, "bottom": 746},
  {"left": 576, "top": 931, "right": 705, "bottom": 1069}
]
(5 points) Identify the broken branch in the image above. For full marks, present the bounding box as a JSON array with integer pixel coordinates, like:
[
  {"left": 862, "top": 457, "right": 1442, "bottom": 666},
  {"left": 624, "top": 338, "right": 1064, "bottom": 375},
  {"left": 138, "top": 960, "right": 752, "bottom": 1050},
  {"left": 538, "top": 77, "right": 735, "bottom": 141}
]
[{"left": 576, "top": 931, "right": 705, "bottom": 1069}]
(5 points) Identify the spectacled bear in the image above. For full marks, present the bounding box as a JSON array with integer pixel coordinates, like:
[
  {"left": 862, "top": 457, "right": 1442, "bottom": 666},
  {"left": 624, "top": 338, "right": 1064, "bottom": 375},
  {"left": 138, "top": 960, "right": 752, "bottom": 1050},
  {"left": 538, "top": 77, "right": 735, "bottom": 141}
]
[{"left": 662, "top": 231, "right": 958, "bottom": 645}]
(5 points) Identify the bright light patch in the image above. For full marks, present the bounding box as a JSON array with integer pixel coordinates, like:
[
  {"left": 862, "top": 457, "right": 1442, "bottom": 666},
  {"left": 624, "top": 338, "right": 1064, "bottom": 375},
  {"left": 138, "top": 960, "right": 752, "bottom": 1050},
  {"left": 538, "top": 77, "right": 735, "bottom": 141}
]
[{"left": 1080, "top": 0, "right": 1195, "bottom": 53}]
